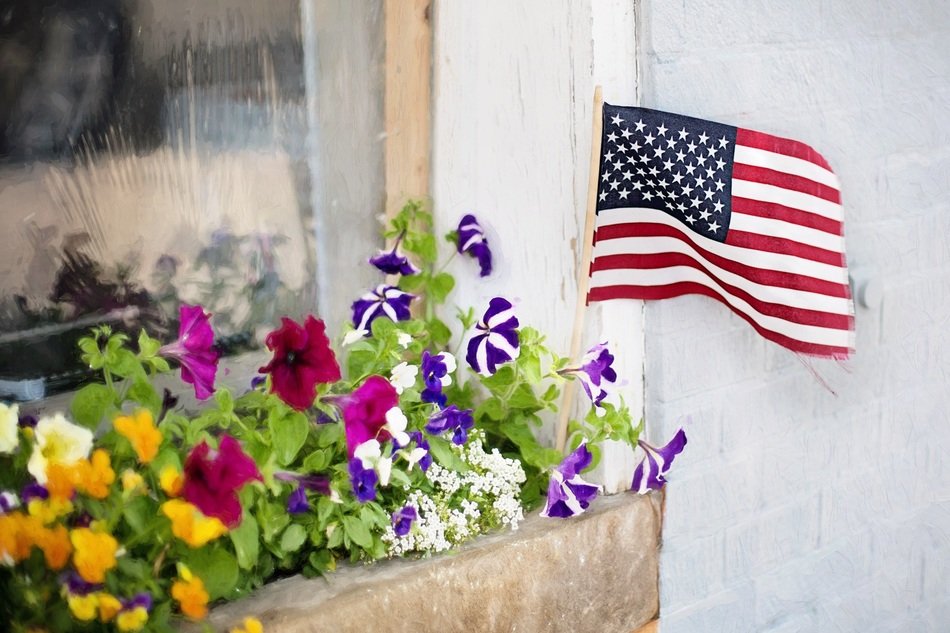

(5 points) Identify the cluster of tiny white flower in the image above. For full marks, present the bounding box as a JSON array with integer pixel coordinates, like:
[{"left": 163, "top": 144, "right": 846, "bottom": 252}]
[{"left": 382, "top": 431, "right": 526, "bottom": 556}]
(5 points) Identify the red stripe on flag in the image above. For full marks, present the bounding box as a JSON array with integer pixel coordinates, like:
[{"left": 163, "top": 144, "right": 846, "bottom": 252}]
[
  {"left": 732, "top": 197, "right": 843, "bottom": 236},
  {"left": 736, "top": 128, "right": 833, "bottom": 171},
  {"left": 588, "top": 282, "right": 852, "bottom": 358},
  {"left": 593, "top": 226, "right": 849, "bottom": 297},
  {"left": 593, "top": 250, "right": 849, "bottom": 300},
  {"left": 725, "top": 230, "right": 845, "bottom": 267},
  {"left": 732, "top": 163, "right": 841, "bottom": 204},
  {"left": 591, "top": 253, "right": 852, "bottom": 329}
]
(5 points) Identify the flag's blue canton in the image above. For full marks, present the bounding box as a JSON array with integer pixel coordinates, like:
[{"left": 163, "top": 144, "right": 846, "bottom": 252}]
[{"left": 596, "top": 104, "right": 738, "bottom": 243}]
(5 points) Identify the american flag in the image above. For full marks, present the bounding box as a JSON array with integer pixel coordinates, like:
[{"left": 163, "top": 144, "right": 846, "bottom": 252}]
[{"left": 588, "top": 104, "right": 854, "bottom": 358}]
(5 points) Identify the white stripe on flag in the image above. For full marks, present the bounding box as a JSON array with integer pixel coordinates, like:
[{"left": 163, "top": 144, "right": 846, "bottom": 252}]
[
  {"left": 592, "top": 234, "right": 851, "bottom": 314},
  {"left": 589, "top": 267, "right": 852, "bottom": 348},
  {"left": 732, "top": 179, "right": 843, "bottom": 222},
  {"left": 594, "top": 208, "right": 849, "bottom": 285},
  {"left": 728, "top": 212, "right": 846, "bottom": 252},
  {"left": 733, "top": 145, "right": 840, "bottom": 190}
]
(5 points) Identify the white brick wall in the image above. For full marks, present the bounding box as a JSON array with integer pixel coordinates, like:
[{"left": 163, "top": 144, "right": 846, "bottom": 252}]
[{"left": 639, "top": 1, "right": 950, "bottom": 630}]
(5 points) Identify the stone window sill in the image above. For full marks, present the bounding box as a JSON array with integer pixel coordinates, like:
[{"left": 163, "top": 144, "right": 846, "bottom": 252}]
[{"left": 204, "top": 492, "right": 661, "bottom": 633}]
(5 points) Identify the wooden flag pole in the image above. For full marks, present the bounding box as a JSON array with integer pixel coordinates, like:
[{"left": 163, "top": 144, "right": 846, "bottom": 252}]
[{"left": 555, "top": 85, "right": 604, "bottom": 452}]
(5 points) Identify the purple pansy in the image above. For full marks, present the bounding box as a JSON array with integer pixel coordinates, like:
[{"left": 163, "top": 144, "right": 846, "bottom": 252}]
[
  {"left": 351, "top": 285, "right": 415, "bottom": 334},
  {"left": 560, "top": 343, "right": 618, "bottom": 407},
  {"left": 541, "top": 443, "right": 601, "bottom": 519},
  {"left": 425, "top": 406, "right": 475, "bottom": 446},
  {"left": 123, "top": 593, "right": 153, "bottom": 612},
  {"left": 369, "top": 232, "right": 420, "bottom": 276},
  {"left": 0, "top": 491, "right": 19, "bottom": 514},
  {"left": 420, "top": 351, "right": 455, "bottom": 407},
  {"left": 466, "top": 297, "right": 520, "bottom": 376},
  {"left": 158, "top": 304, "right": 220, "bottom": 400},
  {"left": 391, "top": 505, "right": 417, "bottom": 537},
  {"left": 18, "top": 412, "right": 38, "bottom": 428},
  {"left": 631, "top": 428, "right": 688, "bottom": 494},
  {"left": 456, "top": 214, "right": 492, "bottom": 277},
  {"left": 348, "top": 458, "right": 378, "bottom": 503},
  {"left": 274, "top": 472, "right": 332, "bottom": 514},
  {"left": 407, "top": 431, "right": 432, "bottom": 471},
  {"left": 61, "top": 571, "right": 100, "bottom": 596},
  {"left": 21, "top": 483, "right": 48, "bottom": 504}
]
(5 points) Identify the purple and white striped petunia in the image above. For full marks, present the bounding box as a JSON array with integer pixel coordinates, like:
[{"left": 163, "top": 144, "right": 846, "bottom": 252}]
[
  {"left": 559, "top": 343, "right": 618, "bottom": 408},
  {"left": 351, "top": 285, "right": 415, "bottom": 334},
  {"left": 466, "top": 297, "right": 520, "bottom": 376},
  {"left": 369, "top": 232, "right": 420, "bottom": 276},
  {"left": 631, "top": 428, "right": 688, "bottom": 494},
  {"left": 391, "top": 505, "right": 417, "bottom": 537},
  {"left": 425, "top": 405, "right": 475, "bottom": 446},
  {"left": 541, "top": 442, "right": 601, "bottom": 519},
  {"left": 420, "top": 351, "right": 456, "bottom": 407},
  {"left": 456, "top": 214, "right": 492, "bottom": 277}
]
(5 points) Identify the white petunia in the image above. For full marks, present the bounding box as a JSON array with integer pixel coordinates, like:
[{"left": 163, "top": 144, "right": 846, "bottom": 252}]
[
  {"left": 343, "top": 328, "right": 369, "bottom": 346},
  {"left": 354, "top": 439, "right": 382, "bottom": 468},
  {"left": 383, "top": 407, "right": 410, "bottom": 447},
  {"left": 397, "top": 332, "right": 413, "bottom": 349},
  {"left": 27, "top": 413, "right": 94, "bottom": 484},
  {"left": 389, "top": 362, "right": 418, "bottom": 395},
  {"left": 0, "top": 402, "right": 19, "bottom": 454}
]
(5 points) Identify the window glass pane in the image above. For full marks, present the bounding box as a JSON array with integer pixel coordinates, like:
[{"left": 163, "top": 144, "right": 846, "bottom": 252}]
[{"left": 0, "top": 0, "right": 383, "bottom": 400}]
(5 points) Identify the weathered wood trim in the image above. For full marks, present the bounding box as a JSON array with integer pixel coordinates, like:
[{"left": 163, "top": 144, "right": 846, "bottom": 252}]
[{"left": 384, "top": 0, "right": 432, "bottom": 217}]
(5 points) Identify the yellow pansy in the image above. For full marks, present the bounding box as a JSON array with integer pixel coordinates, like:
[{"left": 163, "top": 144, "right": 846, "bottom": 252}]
[
  {"left": 27, "top": 414, "right": 93, "bottom": 484},
  {"left": 161, "top": 499, "right": 228, "bottom": 548},
  {"left": 27, "top": 498, "right": 73, "bottom": 525},
  {"left": 230, "top": 617, "right": 264, "bottom": 633},
  {"left": 35, "top": 524, "right": 72, "bottom": 570},
  {"left": 114, "top": 410, "right": 162, "bottom": 464},
  {"left": 74, "top": 449, "right": 115, "bottom": 499},
  {"left": 97, "top": 593, "right": 122, "bottom": 622},
  {"left": 171, "top": 565, "right": 209, "bottom": 620},
  {"left": 121, "top": 469, "right": 147, "bottom": 494},
  {"left": 116, "top": 607, "right": 149, "bottom": 631},
  {"left": 67, "top": 593, "right": 99, "bottom": 621},
  {"left": 159, "top": 466, "right": 184, "bottom": 497},
  {"left": 70, "top": 528, "right": 118, "bottom": 583},
  {"left": 0, "top": 511, "right": 41, "bottom": 565}
]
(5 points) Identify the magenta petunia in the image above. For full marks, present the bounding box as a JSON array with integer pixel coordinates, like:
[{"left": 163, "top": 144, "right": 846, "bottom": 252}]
[
  {"left": 342, "top": 376, "right": 399, "bottom": 458},
  {"left": 159, "top": 304, "right": 220, "bottom": 400},
  {"left": 259, "top": 316, "right": 342, "bottom": 411},
  {"left": 181, "top": 434, "right": 261, "bottom": 527}
]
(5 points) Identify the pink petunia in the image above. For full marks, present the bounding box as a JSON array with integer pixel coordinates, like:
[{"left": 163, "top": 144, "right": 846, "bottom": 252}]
[
  {"left": 159, "top": 304, "right": 220, "bottom": 400},
  {"left": 181, "top": 435, "right": 261, "bottom": 527},
  {"left": 342, "top": 376, "right": 398, "bottom": 458},
  {"left": 259, "top": 316, "right": 341, "bottom": 411}
]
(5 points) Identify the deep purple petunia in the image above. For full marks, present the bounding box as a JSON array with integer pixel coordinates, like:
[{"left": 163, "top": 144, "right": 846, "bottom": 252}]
[
  {"left": 466, "top": 297, "right": 520, "bottom": 376},
  {"left": 159, "top": 304, "right": 220, "bottom": 400},
  {"left": 541, "top": 443, "right": 601, "bottom": 519},
  {"left": 259, "top": 316, "right": 342, "bottom": 411},
  {"left": 351, "top": 285, "right": 415, "bottom": 334},
  {"left": 425, "top": 405, "right": 475, "bottom": 446},
  {"left": 420, "top": 351, "right": 455, "bottom": 407},
  {"left": 456, "top": 214, "right": 492, "bottom": 277},
  {"left": 559, "top": 342, "right": 618, "bottom": 407},
  {"left": 182, "top": 434, "right": 262, "bottom": 527},
  {"left": 342, "top": 376, "right": 399, "bottom": 458},
  {"left": 348, "top": 458, "right": 378, "bottom": 503},
  {"left": 369, "top": 232, "right": 420, "bottom": 276},
  {"left": 631, "top": 428, "right": 687, "bottom": 494},
  {"left": 287, "top": 485, "right": 309, "bottom": 514},
  {"left": 391, "top": 505, "right": 417, "bottom": 537}
]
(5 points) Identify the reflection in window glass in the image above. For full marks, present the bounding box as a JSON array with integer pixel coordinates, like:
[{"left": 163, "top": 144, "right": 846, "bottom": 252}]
[{"left": 0, "top": 0, "right": 383, "bottom": 399}]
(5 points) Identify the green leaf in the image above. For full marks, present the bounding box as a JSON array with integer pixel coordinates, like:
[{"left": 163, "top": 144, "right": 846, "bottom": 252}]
[
  {"left": 347, "top": 349, "right": 378, "bottom": 379},
  {"left": 475, "top": 397, "right": 506, "bottom": 421},
  {"left": 127, "top": 379, "right": 161, "bottom": 415},
  {"left": 215, "top": 388, "right": 235, "bottom": 414},
  {"left": 137, "top": 329, "right": 161, "bottom": 358},
  {"left": 326, "top": 523, "right": 343, "bottom": 549},
  {"left": 508, "top": 384, "right": 541, "bottom": 410},
  {"left": 121, "top": 496, "right": 152, "bottom": 534},
  {"left": 429, "top": 272, "right": 455, "bottom": 304},
  {"left": 427, "top": 436, "right": 468, "bottom": 472},
  {"left": 342, "top": 515, "right": 373, "bottom": 550},
  {"left": 185, "top": 548, "right": 239, "bottom": 600},
  {"left": 427, "top": 318, "right": 453, "bottom": 348},
  {"left": 230, "top": 514, "right": 260, "bottom": 570},
  {"left": 481, "top": 365, "right": 516, "bottom": 397},
  {"left": 541, "top": 383, "right": 560, "bottom": 402},
  {"left": 520, "top": 352, "right": 542, "bottom": 384},
  {"left": 279, "top": 524, "right": 308, "bottom": 553},
  {"left": 257, "top": 501, "right": 291, "bottom": 543},
  {"left": 117, "top": 557, "right": 151, "bottom": 581},
  {"left": 270, "top": 412, "right": 310, "bottom": 466},
  {"left": 110, "top": 349, "right": 143, "bottom": 379},
  {"left": 71, "top": 383, "right": 114, "bottom": 430},
  {"left": 302, "top": 449, "right": 331, "bottom": 473}
]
